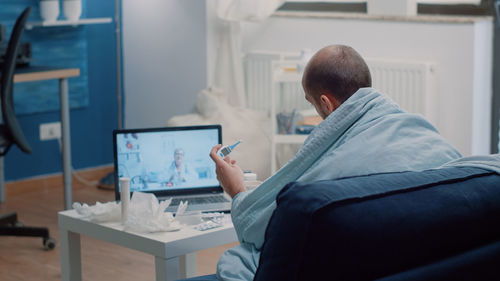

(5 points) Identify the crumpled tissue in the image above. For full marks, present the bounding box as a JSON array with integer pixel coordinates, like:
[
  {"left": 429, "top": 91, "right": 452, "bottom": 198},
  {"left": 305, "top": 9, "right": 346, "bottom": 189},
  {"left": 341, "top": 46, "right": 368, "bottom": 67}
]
[
  {"left": 175, "top": 201, "right": 204, "bottom": 225},
  {"left": 123, "top": 192, "right": 181, "bottom": 233},
  {"left": 73, "top": 192, "right": 183, "bottom": 233},
  {"left": 73, "top": 201, "right": 121, "bottom": 223}
]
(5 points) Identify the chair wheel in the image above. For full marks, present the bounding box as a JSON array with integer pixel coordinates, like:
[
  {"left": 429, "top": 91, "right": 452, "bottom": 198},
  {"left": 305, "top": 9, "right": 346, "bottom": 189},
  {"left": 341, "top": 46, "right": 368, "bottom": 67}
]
[{"left": 43, "top": 237, "right": 56, "bottom": 250}]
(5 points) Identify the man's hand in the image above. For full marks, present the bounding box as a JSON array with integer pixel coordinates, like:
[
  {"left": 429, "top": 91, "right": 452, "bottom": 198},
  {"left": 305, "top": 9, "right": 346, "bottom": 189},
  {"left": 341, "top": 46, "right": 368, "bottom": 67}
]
[{"left": 210, "top": 144, "right": 245, "bottom": 198}]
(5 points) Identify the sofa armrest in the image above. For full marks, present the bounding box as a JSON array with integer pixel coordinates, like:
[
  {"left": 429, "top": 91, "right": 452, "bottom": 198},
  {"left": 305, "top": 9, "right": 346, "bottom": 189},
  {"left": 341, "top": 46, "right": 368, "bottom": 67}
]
[{"left": 255, "top": 167, "right": 500, "bottom": 281}]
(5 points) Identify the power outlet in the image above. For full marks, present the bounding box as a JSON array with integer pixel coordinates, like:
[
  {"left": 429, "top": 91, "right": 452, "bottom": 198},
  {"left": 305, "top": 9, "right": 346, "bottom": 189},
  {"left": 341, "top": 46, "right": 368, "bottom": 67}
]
[{"left": 40, "top": 122, "right": 61, "bottom": 141}]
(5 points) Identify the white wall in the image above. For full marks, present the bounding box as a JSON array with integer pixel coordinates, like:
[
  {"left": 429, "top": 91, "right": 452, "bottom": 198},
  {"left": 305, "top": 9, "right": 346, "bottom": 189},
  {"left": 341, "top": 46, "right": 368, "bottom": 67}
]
[
  {"left": 238, "top": 14, "right": 493, "bottom": 156},
  {"left": 122, "top": 0, "right": 207, "bottom": 128},
  {"left": 123, "top": 4, "right": 492, "bottom": 155}
]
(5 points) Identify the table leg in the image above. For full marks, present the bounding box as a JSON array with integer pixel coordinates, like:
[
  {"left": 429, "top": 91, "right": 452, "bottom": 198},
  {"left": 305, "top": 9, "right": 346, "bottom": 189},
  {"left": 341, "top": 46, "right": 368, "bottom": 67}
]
[
  {"left": 0, "top": 157, "right": 4, "bottom": 203},
  {"left": 59, "top": 78, "right": 73, "bottom": 210},
  {"left": 60, "top": 228, "right": 82, "bottom": 281},
  {"left": 180, "top": 253, "right": 197, "bottom": 278},
  {"left": 155, "top": 256, "right": 178, "bottom": 281},
  {"left": 155, "top": 253, "right": 197, "bottom": 281}
]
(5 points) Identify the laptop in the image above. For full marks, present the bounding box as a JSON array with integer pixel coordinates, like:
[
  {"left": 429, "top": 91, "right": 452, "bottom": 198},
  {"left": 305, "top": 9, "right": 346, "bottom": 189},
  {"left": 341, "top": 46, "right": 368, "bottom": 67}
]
[{"left": 113, "top": 125, "right": 231, "bottom": 213}]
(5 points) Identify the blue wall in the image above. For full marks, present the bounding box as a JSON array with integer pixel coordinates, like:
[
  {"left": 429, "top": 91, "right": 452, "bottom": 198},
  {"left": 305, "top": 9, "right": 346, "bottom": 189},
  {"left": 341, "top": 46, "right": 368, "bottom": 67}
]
[
  {"left": 1, "top": 0, "right": 90, "bottom": 115},
  {"left": 2, "top": 0, "right": 119, "bottom": 181}
]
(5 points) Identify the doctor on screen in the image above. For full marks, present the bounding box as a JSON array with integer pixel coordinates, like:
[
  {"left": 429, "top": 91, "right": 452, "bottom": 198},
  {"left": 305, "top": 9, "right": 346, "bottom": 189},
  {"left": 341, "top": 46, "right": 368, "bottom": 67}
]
[{"left": 164, "top": 148, "right": 195, "bottom": 186}]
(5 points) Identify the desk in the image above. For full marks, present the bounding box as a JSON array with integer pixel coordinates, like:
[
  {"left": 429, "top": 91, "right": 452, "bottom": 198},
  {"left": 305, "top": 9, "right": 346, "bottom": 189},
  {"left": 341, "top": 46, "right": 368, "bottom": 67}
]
[
  {"left": 0, "top": 66, "right": 79, "bottom": 210},
  {"left": 59, "top": 210, "right": 238, "bottom": 280}
]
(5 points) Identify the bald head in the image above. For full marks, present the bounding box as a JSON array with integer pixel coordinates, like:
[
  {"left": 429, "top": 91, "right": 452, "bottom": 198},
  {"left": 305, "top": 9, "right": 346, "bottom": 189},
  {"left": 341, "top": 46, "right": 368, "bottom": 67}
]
[{"left": 302, "top": 45, "right": 371, "bottom": 104}]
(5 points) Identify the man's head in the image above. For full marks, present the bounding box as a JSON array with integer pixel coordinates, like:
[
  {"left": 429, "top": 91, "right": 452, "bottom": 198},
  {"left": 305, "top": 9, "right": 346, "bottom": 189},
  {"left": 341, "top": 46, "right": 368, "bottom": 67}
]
[
  {"left": 302, "top": 45, "right": 371, "bottom": 119},
  {"left": 174, "top": 148, "right": 184, "bottom": 167}
]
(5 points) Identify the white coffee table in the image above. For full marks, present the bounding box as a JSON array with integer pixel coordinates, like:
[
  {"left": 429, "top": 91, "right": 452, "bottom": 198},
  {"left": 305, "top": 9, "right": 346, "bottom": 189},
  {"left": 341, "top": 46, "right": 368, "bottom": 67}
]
[{"left": 59, "top": 210, "right": 237, "bottom": 281}]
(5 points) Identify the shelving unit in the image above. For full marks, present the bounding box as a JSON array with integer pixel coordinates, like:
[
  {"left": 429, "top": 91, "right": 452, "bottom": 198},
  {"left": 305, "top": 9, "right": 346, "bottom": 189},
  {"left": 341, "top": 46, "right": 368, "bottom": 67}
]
[
  {"left": 25, "top": 18, "right": 112, "bottom": 30},
  {"left": 270, "top": 60, "right": 310, "bottom": 173}
]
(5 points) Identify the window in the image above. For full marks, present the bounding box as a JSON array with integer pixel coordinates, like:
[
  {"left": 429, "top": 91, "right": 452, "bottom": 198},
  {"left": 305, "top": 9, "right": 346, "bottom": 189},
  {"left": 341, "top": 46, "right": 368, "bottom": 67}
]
[
  {"left": 280, "top": 0, "right": 493, "bottom": 15},
  {"left": 285, "top": 0, "right": 480, "bottom": 3}
]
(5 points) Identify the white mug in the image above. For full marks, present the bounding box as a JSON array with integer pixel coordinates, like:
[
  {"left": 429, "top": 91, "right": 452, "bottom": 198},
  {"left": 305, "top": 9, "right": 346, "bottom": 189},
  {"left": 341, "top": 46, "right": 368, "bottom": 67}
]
[
  {"left": 40, "top": 0, "right": 60, "bottom": 22},
  {"left": 63, "top": 0, "right": 82, "bottom": 21}
]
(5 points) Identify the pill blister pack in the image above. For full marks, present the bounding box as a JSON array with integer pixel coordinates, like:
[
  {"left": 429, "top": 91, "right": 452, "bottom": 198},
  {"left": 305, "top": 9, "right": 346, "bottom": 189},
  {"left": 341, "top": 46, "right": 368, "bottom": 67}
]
[
  {"left": 193, "top": 220, "right": 222, "bottom": 231},
  {"left": 192, "top": 212, "right": 230, "bottom": 231},
  {"left": 201, "top": 212, "right": 224, "bottom": 220}
]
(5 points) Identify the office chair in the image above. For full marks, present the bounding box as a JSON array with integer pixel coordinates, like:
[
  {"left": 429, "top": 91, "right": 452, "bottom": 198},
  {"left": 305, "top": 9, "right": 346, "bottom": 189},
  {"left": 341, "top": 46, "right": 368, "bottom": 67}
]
[{"left": 0, "top": 7, "right": 56, "bottom": 250}]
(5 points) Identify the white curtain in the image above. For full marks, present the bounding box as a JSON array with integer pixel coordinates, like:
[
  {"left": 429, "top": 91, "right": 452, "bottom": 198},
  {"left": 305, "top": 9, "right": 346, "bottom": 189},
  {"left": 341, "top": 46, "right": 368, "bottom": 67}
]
[
  {"left": 217, "top": 0, "right": 285, "bottom": 21},
  {"left": 212, "top": 0, "right": 285, "bottom": 107}
]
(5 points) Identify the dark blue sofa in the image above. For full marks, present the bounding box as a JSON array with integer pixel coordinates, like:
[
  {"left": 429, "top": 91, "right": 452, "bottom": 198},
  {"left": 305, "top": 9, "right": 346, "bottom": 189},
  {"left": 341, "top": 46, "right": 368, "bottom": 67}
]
[
  {"left": 181, "top": 166, "right": 500, "bottom": 281},
  {"left": 255, "top": 166, "right": 500, "bottom": 281}
]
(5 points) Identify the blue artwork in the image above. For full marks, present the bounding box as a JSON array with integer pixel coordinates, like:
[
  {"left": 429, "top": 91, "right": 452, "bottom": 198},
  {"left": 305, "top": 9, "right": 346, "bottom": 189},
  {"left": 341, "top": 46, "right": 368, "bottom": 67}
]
[{"left": 0, "top": 0, "right": 88, "bottom": 115}]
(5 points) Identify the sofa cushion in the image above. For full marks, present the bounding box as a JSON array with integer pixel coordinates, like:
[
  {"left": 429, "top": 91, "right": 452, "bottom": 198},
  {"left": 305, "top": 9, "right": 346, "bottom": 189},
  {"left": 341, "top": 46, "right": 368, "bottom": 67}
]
[
  {"left": 376, "top": 240, "right": 500, "bottom": 281},
  {"left": 254, "top": 167, "right": 500, "bottom": 281}
]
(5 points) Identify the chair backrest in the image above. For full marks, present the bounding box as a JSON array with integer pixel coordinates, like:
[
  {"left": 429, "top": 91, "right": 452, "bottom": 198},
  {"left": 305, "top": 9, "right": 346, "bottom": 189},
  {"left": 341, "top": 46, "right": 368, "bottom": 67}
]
[{"left": 0, "top": 7, "right": 32, "bottom": 155}]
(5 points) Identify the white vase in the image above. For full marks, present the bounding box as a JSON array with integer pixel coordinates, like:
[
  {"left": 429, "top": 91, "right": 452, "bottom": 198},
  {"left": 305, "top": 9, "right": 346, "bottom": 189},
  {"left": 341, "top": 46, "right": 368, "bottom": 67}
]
[
  {"left": 63, "top": 0, "right": 82, "bottom": 21},
  {"left": 40, "top": 0, "right": 60, "bottom": 22}
]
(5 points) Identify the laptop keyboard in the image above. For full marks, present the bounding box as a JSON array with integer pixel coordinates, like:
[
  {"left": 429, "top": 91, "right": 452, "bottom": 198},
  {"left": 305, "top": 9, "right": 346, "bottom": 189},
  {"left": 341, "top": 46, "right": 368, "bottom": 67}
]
[{"left": 169, "top": 195, "right": 230, "bottom": 206}]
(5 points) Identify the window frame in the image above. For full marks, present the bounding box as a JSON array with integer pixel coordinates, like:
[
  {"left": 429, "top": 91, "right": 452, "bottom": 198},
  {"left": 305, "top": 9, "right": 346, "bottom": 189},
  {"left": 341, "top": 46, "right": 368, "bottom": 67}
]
[{"left": 279, "top": 0, "right": 494, "bottom": 16}]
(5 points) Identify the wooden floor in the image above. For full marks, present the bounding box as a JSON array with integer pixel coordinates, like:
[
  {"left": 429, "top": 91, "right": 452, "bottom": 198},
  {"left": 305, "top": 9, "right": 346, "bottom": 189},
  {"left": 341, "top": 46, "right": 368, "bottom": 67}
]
[{"left": 0, "top": 166, "right": 237, "bottom": 281}]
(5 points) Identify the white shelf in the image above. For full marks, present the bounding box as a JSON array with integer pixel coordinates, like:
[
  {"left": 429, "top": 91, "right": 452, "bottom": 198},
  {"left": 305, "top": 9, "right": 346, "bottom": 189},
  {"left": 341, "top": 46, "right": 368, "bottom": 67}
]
[
  {"left": 274, "top": 134, "right": 308, "bottom": 144},
  {"left": 270, "top": 60, "right": 311, "bottom": 173},
  {"left": 25, "top": 18, "right": 112, "bottom": 30}
]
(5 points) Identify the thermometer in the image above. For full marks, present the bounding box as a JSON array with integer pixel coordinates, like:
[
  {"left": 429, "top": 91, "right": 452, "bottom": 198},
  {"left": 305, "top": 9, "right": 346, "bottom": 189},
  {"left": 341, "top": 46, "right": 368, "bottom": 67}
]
[{"left": 218, "top": 140, "right": 241, "bottom": 158}]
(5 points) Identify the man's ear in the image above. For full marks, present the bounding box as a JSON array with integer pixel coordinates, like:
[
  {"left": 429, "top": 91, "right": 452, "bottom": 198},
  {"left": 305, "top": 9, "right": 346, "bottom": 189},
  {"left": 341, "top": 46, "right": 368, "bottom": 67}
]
[{"left": 319, "top": 94, "right": 340, "bottom": 114}]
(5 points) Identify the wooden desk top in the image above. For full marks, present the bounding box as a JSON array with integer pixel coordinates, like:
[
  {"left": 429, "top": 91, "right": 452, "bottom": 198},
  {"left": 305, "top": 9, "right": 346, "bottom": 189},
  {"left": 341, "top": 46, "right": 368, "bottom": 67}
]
[{"left": 1, "top": 66, "right": 80, "bottom": 83}]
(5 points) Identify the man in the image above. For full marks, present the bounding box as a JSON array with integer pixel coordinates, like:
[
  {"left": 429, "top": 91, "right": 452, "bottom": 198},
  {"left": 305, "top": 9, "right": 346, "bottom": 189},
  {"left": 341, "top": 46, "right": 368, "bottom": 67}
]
[
  {"left": 164, "top": 148, "right": 194, "bottom": 186},
  {"left": 209, "top": 45, "right": 461, "bottom": 281}
]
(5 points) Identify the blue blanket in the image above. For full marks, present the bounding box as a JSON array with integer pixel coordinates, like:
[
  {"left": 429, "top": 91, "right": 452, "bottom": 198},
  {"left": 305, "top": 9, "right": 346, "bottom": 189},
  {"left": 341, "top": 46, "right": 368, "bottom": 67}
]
[
  {"left": 440, "top": 154, "right": 500, "bottom": 173},
  {"left": 217, "top": 88, "right": 462, "bottom": 280}
]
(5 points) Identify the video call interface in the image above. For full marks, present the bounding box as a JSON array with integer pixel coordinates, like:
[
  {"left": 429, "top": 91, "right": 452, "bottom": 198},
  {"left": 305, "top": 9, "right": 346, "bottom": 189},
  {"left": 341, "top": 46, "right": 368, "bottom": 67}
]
[{"left": 115, "top": 128, "right": 220, "bottom": 193}]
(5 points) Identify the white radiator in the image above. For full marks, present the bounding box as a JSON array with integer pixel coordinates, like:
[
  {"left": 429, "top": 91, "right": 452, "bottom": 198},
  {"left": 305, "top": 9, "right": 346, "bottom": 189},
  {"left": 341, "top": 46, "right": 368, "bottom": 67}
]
[
  {"left": 367, "top": 59, "right": 437, "bottom": 124},
  {"left": 244, "top": 52, "right": 308, "bottom": 113},
  {"left": 244, "top": 52, "right": 437, "bottom": 124}
]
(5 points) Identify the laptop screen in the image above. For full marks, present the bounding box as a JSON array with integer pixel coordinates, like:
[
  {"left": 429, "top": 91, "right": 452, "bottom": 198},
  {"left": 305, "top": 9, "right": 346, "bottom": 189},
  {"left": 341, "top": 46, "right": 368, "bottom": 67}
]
[{"left": 113, "top": 125, "right": 222, "bottom": 200}]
